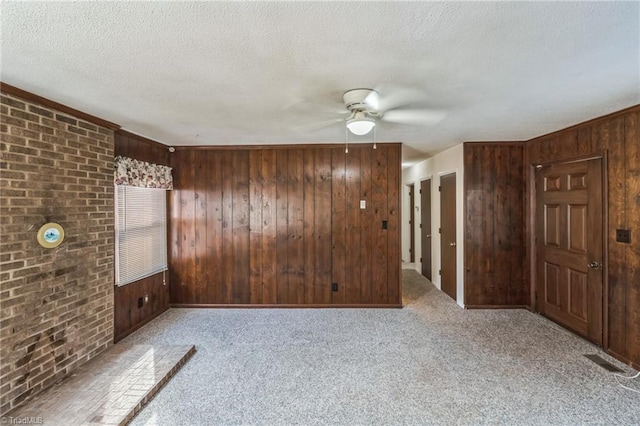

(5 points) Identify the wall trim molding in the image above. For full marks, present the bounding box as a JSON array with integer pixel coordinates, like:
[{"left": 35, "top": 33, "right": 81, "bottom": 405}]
[
  {"left": 171, "top": 142, "right": 402, "bottom": 151},
  {"left": 465, "top": 305, "right": 528, "bottom": 309},
  {"left": 171, "top": 303, "right": 403, "bottom": 309},
  {"left": 0, "top": 82, "right": 121, "bottom": 130}
]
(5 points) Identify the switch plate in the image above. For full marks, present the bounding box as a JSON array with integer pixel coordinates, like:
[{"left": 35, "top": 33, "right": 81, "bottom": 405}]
[
  {"left": 360, "top": 200, "right": 366, "bottom": 209},
  {"left": 616, "top": 229, "right": 631, "bottom": 243}
]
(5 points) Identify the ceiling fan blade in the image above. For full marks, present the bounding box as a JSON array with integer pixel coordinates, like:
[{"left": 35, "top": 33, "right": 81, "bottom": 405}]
[
  {"left": 291, "top": 117, "right": 345, "bottom": 132},
  {"left": 283, "top": 100, "right": 346, "bottom": 115},
  {"left": 381, "top": 109, "right": 446, "bottom": 126},
  {"left": 365, "top": 85, "right": 428, "bottom": 112}
]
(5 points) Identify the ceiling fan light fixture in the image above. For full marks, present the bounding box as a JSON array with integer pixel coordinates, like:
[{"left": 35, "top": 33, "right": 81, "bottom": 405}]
[{"left": 346, "top": 113, "right": 375, "bottom": 135}]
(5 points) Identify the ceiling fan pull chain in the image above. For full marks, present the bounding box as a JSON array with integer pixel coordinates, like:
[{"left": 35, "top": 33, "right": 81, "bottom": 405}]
[
  {"left": 373, "top": 125, "right": 377, "bottom": 149},
  {"left": 345, "top": 125, "right": 349, "bottom": 154}
]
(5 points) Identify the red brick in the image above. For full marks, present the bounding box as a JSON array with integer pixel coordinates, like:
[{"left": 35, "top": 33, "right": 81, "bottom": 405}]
[{"left": 0, "top": 93, "right": 114, "bottom": 414}]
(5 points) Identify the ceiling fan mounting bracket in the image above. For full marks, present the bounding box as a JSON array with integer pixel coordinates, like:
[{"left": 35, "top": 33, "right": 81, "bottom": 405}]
[{"left": 342, "top": 88, "right": 376, "bottom": 113}]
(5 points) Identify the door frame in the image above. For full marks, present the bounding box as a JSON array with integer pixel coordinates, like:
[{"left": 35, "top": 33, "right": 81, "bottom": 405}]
[{"left": 529, "top": 152, "right": 608, "bottom": 348}]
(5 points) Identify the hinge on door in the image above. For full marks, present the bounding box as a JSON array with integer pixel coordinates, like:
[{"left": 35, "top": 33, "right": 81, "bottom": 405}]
[
  {"left": 439, "top": 269, "right": 442, "bottom": 275},
  {"left": 439, "top": 228, "right": 442, "bottom": 233},
  {"left": 419, "top": 223, "right": 422, "bottom": 228},
  {"left": 419, "top": 189, "right": 422, "bottom": 194},
  {"left": 420, "top": 257, "right": 423, "bottom": 262},
  {"left": 439, "top": 186, "right": 442, "bottom": 192}
]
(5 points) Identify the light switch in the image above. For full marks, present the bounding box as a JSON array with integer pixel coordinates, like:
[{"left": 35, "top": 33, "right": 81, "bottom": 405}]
[{"left": 360, "top": 200, "right": 366, "bottom": 209}]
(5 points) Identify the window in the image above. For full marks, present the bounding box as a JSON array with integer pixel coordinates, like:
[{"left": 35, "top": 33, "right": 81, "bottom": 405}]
[{"left": 115, "top": 185, "right": 167, "bottom": 286}]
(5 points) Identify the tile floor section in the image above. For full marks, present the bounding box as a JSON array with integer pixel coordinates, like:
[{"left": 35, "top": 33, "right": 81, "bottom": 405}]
[{"left": 5, "top": 344, "right": 195, "bottom": 425}]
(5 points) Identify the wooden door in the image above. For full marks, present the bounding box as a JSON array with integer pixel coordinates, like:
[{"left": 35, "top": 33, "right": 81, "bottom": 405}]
[
  {"left": 440, "top": 173, "right": 457, "bottom": 300},
  {"left": 536, "top": 158, "right": 603, "bottom": 345},
  {"left": 420, "top": 179, "right": 432, "bottom": 280},
  {"left": 409, "top": 184, "right": 415, "bottom": 262}
]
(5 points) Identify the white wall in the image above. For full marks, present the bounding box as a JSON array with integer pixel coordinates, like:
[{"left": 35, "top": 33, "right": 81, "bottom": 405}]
[{"left": 402, "top": 143, "right": 465, "bottom": 307}]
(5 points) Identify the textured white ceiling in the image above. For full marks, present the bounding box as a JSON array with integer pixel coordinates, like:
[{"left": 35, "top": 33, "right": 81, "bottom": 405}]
[{"left": 2, "top": 1, "right": 638, "bottom": 161}]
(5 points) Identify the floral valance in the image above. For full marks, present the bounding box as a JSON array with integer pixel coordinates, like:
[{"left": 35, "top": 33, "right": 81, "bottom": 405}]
[{"left": 114, "top": 156, "right": 173, "bottom": 189}]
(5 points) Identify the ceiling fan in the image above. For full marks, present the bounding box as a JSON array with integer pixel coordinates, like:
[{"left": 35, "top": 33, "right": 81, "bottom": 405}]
[{"left": 296, "top": 86, "right": 446, "bottom": 136}]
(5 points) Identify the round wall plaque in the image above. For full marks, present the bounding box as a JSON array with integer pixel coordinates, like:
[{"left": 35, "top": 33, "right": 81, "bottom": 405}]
[{"left": 37, "top": 223, "right": 65, "bottom": 248}]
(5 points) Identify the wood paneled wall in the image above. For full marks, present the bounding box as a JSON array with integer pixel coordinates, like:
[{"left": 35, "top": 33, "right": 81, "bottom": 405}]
[
  {"left": 526, "top": 105, "right": 640, "bottom": 369},
  {"left": 113, "top": 272, "right": 170, "bottom": 341},
  {"left": 113, "top": 129, "right": 171, "bottom": 342},
  {"left": 114, "top": 129, "right": 171, "bottom": 166},
  {"left": 464, "top": 143, "right": 527, "bottom": 307},
  {"left": 169, "top": 144, "right": 401, "bottom": 306}
]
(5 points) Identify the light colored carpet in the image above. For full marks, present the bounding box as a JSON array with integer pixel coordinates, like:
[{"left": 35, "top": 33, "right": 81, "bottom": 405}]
[{"left": 123, "top": 270, "right": 639, "bottom": 425}]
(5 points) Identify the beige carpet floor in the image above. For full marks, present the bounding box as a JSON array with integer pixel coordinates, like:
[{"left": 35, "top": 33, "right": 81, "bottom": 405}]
[{"left": 122, "top": 269, "right": 639, "bottom": 425}]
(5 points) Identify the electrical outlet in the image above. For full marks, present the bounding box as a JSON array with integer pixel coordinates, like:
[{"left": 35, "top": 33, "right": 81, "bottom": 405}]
[
  {"left": 332, "top": 283, "right": 338, "bottom": 292},
  {"left": 360, "top": 200, "right": 366, "bottom": 209},
  {"left": 616, "top": 229, "right": 631, "bottom": 243},
  {"left": 144, "top": 294, "right": 149, "bottom": 303}
]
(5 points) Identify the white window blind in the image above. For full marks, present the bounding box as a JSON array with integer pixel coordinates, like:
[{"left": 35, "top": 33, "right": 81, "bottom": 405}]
[{"left": 115, "top": 185, "right": 167, "bottom": 286}]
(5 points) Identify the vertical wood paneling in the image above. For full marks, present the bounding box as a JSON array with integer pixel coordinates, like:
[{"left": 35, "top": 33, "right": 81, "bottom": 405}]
[
  {"left": 480, "top": 146, "right": 492, "bottom": 303},
  {"left": 625, "top": 112, "right": 640, "bottom": 364},
  {"left": 249, "top": 150, "right": 263, "bottom": 304},
  {"left": 261, "top": 150, "right": 278, "bottom": 304},
  {"left": 169, "top": 149, "right": 185, "bottom": 303},
  {"left": 600, "top": 117, "right": 627, "bottom": 357},
  {"left": 464, "top": 143, "right": 526, "bottom": 306},
  {"left": 303, "top": 150, "right": 316, "bottom": 304},
  {"left": 169, "top": 144, "right": 402, "bottom": 307},
  {"left": 372, "top": 146, "right": 389, "bottom": 304},
  {"left": 276, "top": 150, "right": 289, "bottom": 303},
  {"left": 287, "top": 150, "right": 305, "bottom": 303},
  {"left": 509, "top": 145, "right": 527, "bottom": 304},
  {"left": 115, "top": 130, "right": 170, "bottom": 166},
  {"left": 464, "top": 145, "right": 483, "bottom": 304},
  {"left": 114, "top": 272, "right": 169, "bottom": 342},
  {"left": 525, "top": 106, "right": 640, "bottom": 369},
  {"left": 493, "top": 147, "right": 508, "bottom": 302},
  {"left": 232, "top": 151, "right": 250, "bottom": 303},
  {"left": 194, "top": 149, "right": 207, "bottom": 304},
  {"left": 359, "top": 148, "right": 373, "bottom": 303},
  {"left": 387, "top": 145, "right": 400, "bottom": 304},
  {"left": 221, "top": 151, "right": 235, "bottom": 304},
  {"left": 315, "top": 149, "right": 333, "bottom": 304},
  {"left": 345, "top": 147, "right": 361, "bottom": 303},
  {"left": 181, "top": 150, "right": 197, "bottom": 303},
  {"left": 558, "top": 130, "right": 578, "bottom": 160},
  {"left": 331, "top": 148, "right": 347, "bottom": 304},
  {"left": 206, "top": 151, "right": 223, "bottom": 303}
]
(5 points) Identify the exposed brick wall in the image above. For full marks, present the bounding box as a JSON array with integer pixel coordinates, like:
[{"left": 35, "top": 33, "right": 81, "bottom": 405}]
[{"left": 0, "top": 93, "right": 115, "bottom": 415}]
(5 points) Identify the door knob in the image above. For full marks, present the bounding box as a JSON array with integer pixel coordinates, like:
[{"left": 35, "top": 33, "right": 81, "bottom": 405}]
[
  {"left": 449, "top": 242, "right": 456, "bottom": 247},
  {"left": 587, "top": 262, "right": 601, "bottom": 270},
  {"left": 426, "top": 234, "right": 431, "bottom": 238}
]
